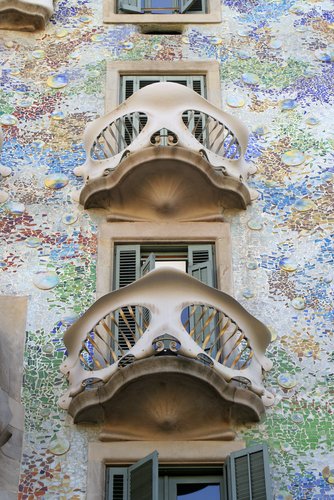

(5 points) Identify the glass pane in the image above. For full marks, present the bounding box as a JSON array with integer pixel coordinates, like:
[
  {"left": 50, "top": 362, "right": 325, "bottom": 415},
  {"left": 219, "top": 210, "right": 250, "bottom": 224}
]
[
  {"left": 155, "top": 261, "right": 186, "bottom": 272},
  {"left": 149, "top": 0, "right": 176, "bottom": 13},
  {"left": 177, "top": 484, "right": 220, "bottom": 499}
]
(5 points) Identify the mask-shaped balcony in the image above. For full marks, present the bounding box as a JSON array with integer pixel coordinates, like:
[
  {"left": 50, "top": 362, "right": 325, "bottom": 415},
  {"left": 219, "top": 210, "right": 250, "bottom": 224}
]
[
  {"left": 74, "top": 83, "right": 258, "bottom": 220},
  {"left": 0, "top": 0, "right": 54, "bottom": 31},
  {"left": 59, "top": 268, "right": 274, "bottom": 441}
]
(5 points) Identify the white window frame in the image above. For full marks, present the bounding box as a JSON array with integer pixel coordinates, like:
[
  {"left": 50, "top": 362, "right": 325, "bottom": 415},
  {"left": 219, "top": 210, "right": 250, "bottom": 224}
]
[
  {"left": 105, "top": 61, "right": 221, "bottom": 113},
  {"left": 103, "top": 0, "right": 221, "bottom": 24}
]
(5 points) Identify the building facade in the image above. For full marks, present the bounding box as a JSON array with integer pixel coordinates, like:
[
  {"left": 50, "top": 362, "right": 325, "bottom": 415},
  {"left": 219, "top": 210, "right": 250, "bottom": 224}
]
[{"left": 0, "top": 0, "right": 333, "bottom": 498}]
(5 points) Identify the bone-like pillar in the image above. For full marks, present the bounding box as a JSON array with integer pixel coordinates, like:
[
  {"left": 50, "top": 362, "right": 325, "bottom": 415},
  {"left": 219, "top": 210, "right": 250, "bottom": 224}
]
[
  {"left": 0, "top": 0, "right": 54, "bottom": 31},
  {"left": 0, "top": 296, "right": 28, "bottom": 499}
]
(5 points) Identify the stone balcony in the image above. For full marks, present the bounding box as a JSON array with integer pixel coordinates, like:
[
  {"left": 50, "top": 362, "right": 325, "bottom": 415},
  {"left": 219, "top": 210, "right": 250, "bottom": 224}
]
[
  {"left": 0, "top": 0, "right": 54, "bottom": 31},
  {"left": 74, "top": 83, "right": 258, "bottom": 218},
  {"left": 59, "top": 268, "right": 274, "bottom": 440}
]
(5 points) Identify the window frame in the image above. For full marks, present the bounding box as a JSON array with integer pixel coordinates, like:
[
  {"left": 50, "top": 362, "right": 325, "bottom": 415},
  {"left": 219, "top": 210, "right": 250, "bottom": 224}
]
[
  {"left": 103, "top": 0, "right": 221, "bottom": 24},
  {"left": 87, "top": 440, "right": 245, "bottom": 499},
  {"left": 96, "top": 221, "right": 233, "bottom": 299},
  {"left": 103, "top": 445, "right": 272, "bottom": 500},
  {"left": 105, "top": 61, "right": 221, "bottom": 114}
]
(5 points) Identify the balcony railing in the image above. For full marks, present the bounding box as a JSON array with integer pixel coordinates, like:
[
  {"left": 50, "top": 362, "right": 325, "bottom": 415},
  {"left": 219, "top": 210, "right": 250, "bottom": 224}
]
[
  {"left": 74, "top": 82, "right": 253, "bottom": 187},
  {"left": 91, "top": 112, "right": 148, "bottom": 160},
  {"left": 78, "top": 304, "right": 253, "bottom": 373},
  {"left": 59, "top": 268, "right": 274, "bottom": 411}
]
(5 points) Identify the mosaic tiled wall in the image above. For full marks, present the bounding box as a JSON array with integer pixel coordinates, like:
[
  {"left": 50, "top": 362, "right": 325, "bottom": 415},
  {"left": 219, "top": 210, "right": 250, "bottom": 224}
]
[{"left": 0, "top": 0, "right": 333, "bottom": 498}]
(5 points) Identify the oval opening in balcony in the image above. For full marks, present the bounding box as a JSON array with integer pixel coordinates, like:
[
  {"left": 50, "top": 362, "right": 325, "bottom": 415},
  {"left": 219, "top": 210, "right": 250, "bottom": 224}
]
[
  {"left": 90, "top": 112, "right": 148, "bottom": 161},
  {"left": 181, "top": 304, "right": 252, "bottom": 369},
  {"left": 79, "top": 305, "right": 151, "bottom": 370}
]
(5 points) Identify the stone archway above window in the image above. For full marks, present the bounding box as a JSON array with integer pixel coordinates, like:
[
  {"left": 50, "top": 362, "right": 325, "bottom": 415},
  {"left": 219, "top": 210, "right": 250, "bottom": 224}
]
[{"left": 0, "top": 0, "right": 54, "bottom": 31}]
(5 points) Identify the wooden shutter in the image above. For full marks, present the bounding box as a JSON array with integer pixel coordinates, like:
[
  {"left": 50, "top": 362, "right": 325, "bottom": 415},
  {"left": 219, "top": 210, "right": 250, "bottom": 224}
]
[
  {"left": 188, "top": 244, "right": 214, "bottom": 287},
  {"left": 119, "top": 0, "right": 142, "bottom": 13},
  {"left": 140, "top": 253, "right": 155, "bottom": 327},
  {"left": 115, "top": 245, "right": 141, "bottom": 289},
  {"left": 224, "top": 444, "right": 273, "bottom": 500},
  {"left": 141, "top": 252, "right": 155, "bottom": 277},
  {"left": 114, "top": 245, "right": 141, "bottom": 352},
  {"left": 128, "top": 451, "right": 159, "bottom": 500},
  {"left": 188, "top": 245, "right": 216, "bottom": 351},
  {"left": 191, "top": 76, "right": 206, "bottom": 96},
  {"left": 180, "top": 0, "right": 199, "bottom": 13},
  {"left": 106, "top": 468, "right": 128, "bottom": 500}
]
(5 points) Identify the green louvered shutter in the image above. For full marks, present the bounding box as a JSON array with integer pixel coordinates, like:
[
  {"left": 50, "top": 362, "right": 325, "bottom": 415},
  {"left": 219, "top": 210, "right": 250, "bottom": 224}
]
[
  {"left": 188, "top": 245, "right": 216, "bottom": 352},
  {"left": 188, "top": 244, "right": 214, "bottom": 287},
  {"left": 224, "top": 444, "right": 273, "bottom": 500},
  {"left": 128, "top": 451, "right": 159, "bottom": 500},
  {"left": 106, "top": 468, "right": 128, "bottom": 500},
  {"left": 119, "top": 0, "right": 142, "bottom": 12},
  {"left": 141, "top": 252, "right": 156, "bottom": 277},
  {"left": 140, "top": 253, "right": 155, "bottom": 328},
  {"left": 114, "top": 245, "right": 141, "bottom": 352},
  {"left": 179, "top": 0, "right": 198, "bottom": 12}
]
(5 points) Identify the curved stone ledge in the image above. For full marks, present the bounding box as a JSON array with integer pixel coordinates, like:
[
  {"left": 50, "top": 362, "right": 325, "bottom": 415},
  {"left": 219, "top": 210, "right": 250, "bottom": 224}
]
[
  {"left": 68, "top": 356, "right": 265, "bottom": 440},
  {"left": 0, "top": 0, "right": 54, "bottom": 31},
  {"left": 80, "top": 147, "right": 253, "bottom": 218}
]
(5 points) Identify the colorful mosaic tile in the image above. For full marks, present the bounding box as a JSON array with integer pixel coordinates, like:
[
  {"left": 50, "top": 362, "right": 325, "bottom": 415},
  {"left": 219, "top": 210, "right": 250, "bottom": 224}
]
[{"left": 0, "top": 0, "right": 333, "bottom": 497}]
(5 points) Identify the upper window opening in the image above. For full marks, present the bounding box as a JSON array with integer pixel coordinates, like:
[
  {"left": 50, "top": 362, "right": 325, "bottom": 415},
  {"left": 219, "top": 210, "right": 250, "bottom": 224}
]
[
  {"left": 118, "top": 76, "right": 206, "bottom": 147},
  {"left": 118, "top": 0, "right": 205, "bottom": 14},
  {"left": 104, "top": 0, "right": 222, "bottom": 24},
  {"left": 120, "top": 75, "right": 206, "bottom": 102}
]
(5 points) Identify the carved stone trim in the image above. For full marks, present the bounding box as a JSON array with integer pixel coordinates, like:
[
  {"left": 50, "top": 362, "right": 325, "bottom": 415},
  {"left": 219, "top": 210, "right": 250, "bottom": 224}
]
[
  {"left": 68, "top": 356, "right": 265, "bottom": 440},
  {"left": 80, "top": 147, "right": 252, "bottom": 217}
]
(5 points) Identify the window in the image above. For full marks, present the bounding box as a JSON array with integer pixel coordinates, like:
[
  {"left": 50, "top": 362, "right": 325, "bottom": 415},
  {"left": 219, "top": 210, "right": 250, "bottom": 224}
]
[
  {"left": 120, "top": 75, "right": 206, "bottom": 102},
  {"left": 119, "top": 75, "right": 206, "bottom": 146},
  {"left": 113, "top": 243, "right": 215, "bottom": 352},
  {"left": 118, "top": 0, "right": 205, "bottom": 14},
  {"left": 114, "top": 243, "right": 215, "bottom": 290},
  {"left": 106, "top": 445, "right": 273, "bottom": 499},
  {"left": 105, "top": 61, "right": 221, "bottom": 114},
  {"left": 103, "top": 0, "right": 221, "bottom": 24}
]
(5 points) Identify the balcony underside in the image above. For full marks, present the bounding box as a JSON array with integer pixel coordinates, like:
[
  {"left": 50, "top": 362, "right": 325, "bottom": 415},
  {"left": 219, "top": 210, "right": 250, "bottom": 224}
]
[
  {"left": 0, "top": 1, "right": 54, "bottom": 31},
  {"left": 68, "top": 356, "right": 264, "bottom": 441},
  {"left": 80, "top": 147, "right": 252, "bottom": 219}
]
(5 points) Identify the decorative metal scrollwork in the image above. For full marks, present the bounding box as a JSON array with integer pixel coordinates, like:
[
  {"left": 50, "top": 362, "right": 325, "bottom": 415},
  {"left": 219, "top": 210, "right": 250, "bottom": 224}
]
[
  {"left": 196, "top": 353, "right": 214, "bottom": 367},
  {"left": 118, "top": 353, "right": 136, "bottom": 368},
  {"left": 152, "top": 334, "right": 181, "bottom": 353}
]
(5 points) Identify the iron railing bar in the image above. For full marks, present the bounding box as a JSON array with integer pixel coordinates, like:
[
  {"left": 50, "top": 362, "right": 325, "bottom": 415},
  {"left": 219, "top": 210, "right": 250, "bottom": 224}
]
[
  {"left": 93, "top": 139, "right": 109, "bottom": 159},
  {"left": 224, "top": 135, "right": 236, "bottom": 155},
  {"left": 239, "top": 349, "right": 254, "bottom": 369},
  {"left": 222, "top": 334, "right": 245, "bottom": 363},
  {"left": 189, "top": 305, "right": 210, "bottom": 338},
  {"left": 122, "top": 115, "right": 136, "bottom": 142},
  {"left": 209, "top": 123, "right": 225, "bottom": 151},
  {"left": 230, "top": 340, "right": 250, "bottom": 369},
  {"left": 86, "top": 333, "right": 110, "bottom": 366},
  {"left": 127, "top": 305, "right": 144, "bottom": 338},
  {"left": 108, "top": 312, "right": 133, "bottom": 352},
  {"left": 119, "top": 308, "right": 137, "bottom": 341},
  {"left": 199, "top": 309, "right": 218, "bottom": 347},
  {"left": 202, "top": 312, "right": 226, "bottom": 350},
  {"left": 215, "top": 128, "right": 231, "bottom": 155},
  {"left": 113, "top": 119, "right": 128, "bottom": 150},
  {"left": 79, "top": 352, "right": 93, "bottom": 370},
  {"left": 101, "top": 129, "right": 116, "bottom": 157},
  {"left": 80, "top": 343, "right": 97, "bottom": 370}
]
